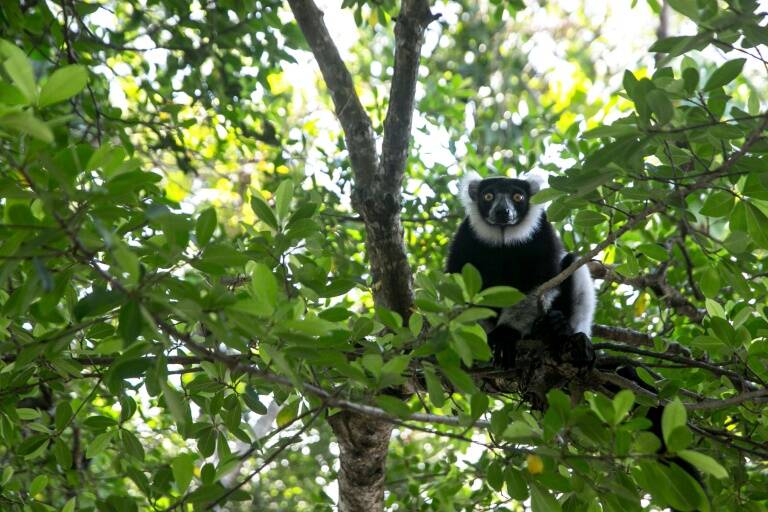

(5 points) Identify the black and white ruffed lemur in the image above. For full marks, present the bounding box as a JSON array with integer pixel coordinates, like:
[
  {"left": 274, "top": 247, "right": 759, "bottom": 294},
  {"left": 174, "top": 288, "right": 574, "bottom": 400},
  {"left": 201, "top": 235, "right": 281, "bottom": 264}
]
[
  {"left": 445, "top": 171, "right": 596, "bottom": 366},
  {"left": 446, "top": 172, "right": 704, "bottom": 509}
]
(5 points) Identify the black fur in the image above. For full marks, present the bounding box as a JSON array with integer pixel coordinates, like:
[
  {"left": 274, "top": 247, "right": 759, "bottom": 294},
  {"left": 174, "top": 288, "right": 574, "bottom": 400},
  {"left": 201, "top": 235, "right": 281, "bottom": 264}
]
[
  {"left": 446, "top": 215, "right": 563, "bottom": 292},
  {"left": 447, "top": 176, "right": 591, "bottom": 367}
]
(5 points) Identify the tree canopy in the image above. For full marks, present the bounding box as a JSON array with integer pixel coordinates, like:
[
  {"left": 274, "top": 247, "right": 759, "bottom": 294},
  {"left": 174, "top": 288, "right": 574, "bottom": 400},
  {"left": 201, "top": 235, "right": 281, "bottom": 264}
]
[{"left": 1, "top": 0, "right": 767, "bottom": 511}]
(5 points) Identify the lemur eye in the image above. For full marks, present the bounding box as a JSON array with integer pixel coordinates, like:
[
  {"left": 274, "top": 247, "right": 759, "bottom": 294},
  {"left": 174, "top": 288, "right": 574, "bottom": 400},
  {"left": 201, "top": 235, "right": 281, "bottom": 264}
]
[
  {"left": 512, "top": 193, "right": 525, "bottom": 202},
  {"left": 483, "top": 192, "right": 494, "bottom": 202}
]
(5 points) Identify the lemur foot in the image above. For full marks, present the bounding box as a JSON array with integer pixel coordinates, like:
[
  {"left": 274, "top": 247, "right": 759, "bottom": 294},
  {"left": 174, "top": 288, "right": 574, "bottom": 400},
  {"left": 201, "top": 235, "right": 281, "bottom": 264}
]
[
  {"left": 562, "top": 332, "right": 595, "bottom": 368},
  {"left": 488, "top": 325, "right": 521, "bottom": 368},
  {"left": 531, "top": 310, "right": 594, "bottom": 368}
]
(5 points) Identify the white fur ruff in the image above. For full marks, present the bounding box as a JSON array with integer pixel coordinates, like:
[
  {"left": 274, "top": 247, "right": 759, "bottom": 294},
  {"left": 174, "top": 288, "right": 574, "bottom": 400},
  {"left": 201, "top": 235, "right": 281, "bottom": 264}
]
[{"left": 459, "top": 171, "right": 545, "bottom": 247}]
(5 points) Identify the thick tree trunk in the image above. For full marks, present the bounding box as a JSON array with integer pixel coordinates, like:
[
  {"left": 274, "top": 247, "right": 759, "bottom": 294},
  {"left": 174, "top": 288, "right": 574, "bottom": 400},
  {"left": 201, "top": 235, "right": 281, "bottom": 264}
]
[
  {"left": 328, "top": 411, "right": 395, "bottom": 512},
  {"left": 285, "top": 0, "right": 435, "bottom": 509}
]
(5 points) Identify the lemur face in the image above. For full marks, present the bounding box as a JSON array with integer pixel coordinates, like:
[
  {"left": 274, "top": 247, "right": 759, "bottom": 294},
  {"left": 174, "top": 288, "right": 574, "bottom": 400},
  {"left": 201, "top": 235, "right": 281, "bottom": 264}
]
[{"left": 467, "top": 177, "right": 537, "bottom": 227}]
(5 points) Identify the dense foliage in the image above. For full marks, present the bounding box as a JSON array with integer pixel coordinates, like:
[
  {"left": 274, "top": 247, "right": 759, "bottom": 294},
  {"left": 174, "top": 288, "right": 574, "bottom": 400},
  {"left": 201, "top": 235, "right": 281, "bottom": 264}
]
[{"left": 1, "top": 0, "right": 767, "bottom": 511}]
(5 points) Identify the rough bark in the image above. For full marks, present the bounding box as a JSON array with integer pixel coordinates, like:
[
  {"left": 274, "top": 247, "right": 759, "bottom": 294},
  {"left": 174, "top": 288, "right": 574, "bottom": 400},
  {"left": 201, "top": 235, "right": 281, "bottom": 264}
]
[
  {"left": 285, "top": 1, "right": 436, "bottom": 510},
  {"left": 327, "top": 412, "right": 395, "bottom": 512},
  {"left": 287, "top": 0, "right": 434, "bottom": 317}
]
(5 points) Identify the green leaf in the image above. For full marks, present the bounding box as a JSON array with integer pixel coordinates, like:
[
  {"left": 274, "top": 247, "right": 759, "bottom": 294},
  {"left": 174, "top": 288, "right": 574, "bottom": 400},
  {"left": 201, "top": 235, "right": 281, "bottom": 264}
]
[
  {"left": 636, "top": 243, "right": 668, "bottom": 262},
  {"left": 700, "top": 191, "right": 734, "bottom": 217},
  {"left": 113, "top": 244, "right": 140, "bottom": 284},
  {"left": 661, "top": 398, "right": 687, "bottom": 446},
  {"left": 38, "top": 64, "right": 88, "bottom": 107},
  {"left": 161, "top": 381, "right": 191, "bottom": 431},
  {"left": 612, "top": 390, "right": 635, "bottom": 425},
  {"left": 55, "top": 402, "right": 73, "bottom": 431},
  {"left": 29, "top": 474, "right": 48, "bottom": 495},
  {"left": 476, "top": 286, "right": 524, "bottom": 307},
  {"left": 249, "top": 262, "right": 278, "bottom": 314},
  {"left": 53, "top": 437, "right": 71, "bottom": 469},
  {"left": 0, "top": 40, "right": 35, "bottom": 102},
  {"left": 704, "top": 59, "right": 746, "bottom": 91},
  {"left": 525, "top": 188, "right": 559, "bottom": 206},
  {"left": 678, "top": 449, "right": 728, "bottom": 479},
  {"left": 361, "top": 353, "right": 383, "bottom": 378},
  {"left": 667, "top": 0, "right": 698, "bottom": 19},
  {"left": 424, "top": 368, "right": 445, "bottom": 407},
  {"left": 461, "top": 263, "right": 482, "bottom": 298},
  {"left": 16, "top": 408, "right": 41, "bottom": 420},
  {"left": 86, "top": 431, "right": 114, "bottom": 458},
  {"left": 531, "top": 482, "right": 562, "bottom": 512},
  {"left": 623, "top": 70, "right": 640, "bottom": 99},
  {"left": 375, "top": 395, "right": 411, "bottom": 418},
  {"left": 276, "top": 400, "right": 299, "bottom": 428},
  {"left": 487, "top": 461, "right": 504, "bottom": 491},
  {"left": 453, "top": 324, "right": 491, "bottom": 362},
  {"left": 283, "top": 317, "right": 338, "bottom": 336},
  {"left": 381, "top": 355, "right": 410, "bottom": 378},
  {"left": 408, "top": 312, "right": 423, "bottom": 337},
  {"left": 172, "top": 453, "right": 195, "bottom": 493},
  {"left": 663, "top": 462, "right": 708, "bottom": 511},
  {"left": 197, "top": 244, "right": 249, "bottom": 269},
  {"left": 699, "top": 267, "right": 720, "bottom": 299},
  {"left": 118, "top": 301, "right": 143, "bottom": 344},
  {"left": 666, "top": 425, "right": 693, "bottom": 452},
  {"left": 195, "top": 207, "right": 217, "bottom": 246},
  {"left": 121, "top": 430, "right": 145, "bottom": 461},
  {"left": 705, "top": 298, "right": 726, "bottom": 319},
  {"left": 197, "top": 429, "right": 216, "bottom": 458},
  {"left": 440, "top": 365, "right": 476, "bottom": 394},
  {"left": 0, "top": 111, "right": 53, "bottom": 142},
  {"left": 274, "top": 180, "right": 294, "bottom": 223},
  {"left": 646, "top": 89, "right": 674, "bottom": 124},
  {"left": 84, "top": 415, "right": 118, "bottom": 430},
  {"left": 453, "top": 307, "right": 496, "bottom": 324},
  {"left": 744, "top": 203, "right": 768, "bottom": 249},
  {"left": 650, "top": 35, "right": 700, "bottom": 57},
  {"left": 62, "top": 497, "right": 76, "bottom": 512},
  {"left": 376, "top": 307, "right": 403, "bottom": 330},
  {"left": 582, "top": 124, "right": 638, "bottom": 139},
  {"left": 682, "top": 67, "right": 699, "bottom": 93},
  {"left": 573, "top": 210, "right": 608, "bottom": 228},
  {"left": 470, "top": 392, "right": 489, "bottom": 420},
  {"left": 244, "top": 387, "right": 268, "bottom": 415},
  {"left": 587, "top": 393, "right": 615, "bottom": 424},
  {"left": 250, "top": 193, "right": 278, "bottom": 230},
  {"left": 505, "top": 467, "right": 529, "bottom": 500}
]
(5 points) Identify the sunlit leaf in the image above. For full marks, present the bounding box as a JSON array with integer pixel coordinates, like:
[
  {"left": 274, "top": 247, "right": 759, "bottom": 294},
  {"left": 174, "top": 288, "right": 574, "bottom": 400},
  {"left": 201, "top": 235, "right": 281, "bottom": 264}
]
[{"left": 38, "top": 65, "right": 88, "bottom": 107}]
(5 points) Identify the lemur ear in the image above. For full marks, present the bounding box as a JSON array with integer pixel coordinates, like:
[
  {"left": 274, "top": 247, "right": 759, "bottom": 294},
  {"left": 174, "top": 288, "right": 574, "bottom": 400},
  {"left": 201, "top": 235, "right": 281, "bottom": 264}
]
[
  {"left": 459, "top": 171, "right": 483, "bottom": 208},
  {"left": 467, "top": 180, "right": 480, "bottom": 200},
  {"left": 521, "top": 172, "right": 546, "bottom": 195}
]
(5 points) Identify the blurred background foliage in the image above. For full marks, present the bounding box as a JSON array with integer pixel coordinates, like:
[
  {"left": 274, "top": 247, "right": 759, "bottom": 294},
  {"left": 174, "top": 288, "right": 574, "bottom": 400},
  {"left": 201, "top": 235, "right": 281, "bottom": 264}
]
[{"left": 1, "top": 0, "right": 768, "bottom": 510}]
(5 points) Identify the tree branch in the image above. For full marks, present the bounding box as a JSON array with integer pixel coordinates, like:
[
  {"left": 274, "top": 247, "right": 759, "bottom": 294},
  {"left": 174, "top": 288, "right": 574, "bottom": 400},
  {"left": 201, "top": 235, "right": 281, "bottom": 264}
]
[
  {"left": 286, "top": 0, "right": 437, "bottom": 317},
  {"left": 685, "top": 389, "right": 768, "bottom": 411},
  {"left": 593, "top": 342, "right": 760, "bottom": 390},
  {"left": 379, "top": 0, "right": 437, "bottom": 182},
  {"left": 592, "top": 324, "right": 655, "bottom": 347},
  {"left": 285, "top": 0, "right": 378, "bottom": 183}
]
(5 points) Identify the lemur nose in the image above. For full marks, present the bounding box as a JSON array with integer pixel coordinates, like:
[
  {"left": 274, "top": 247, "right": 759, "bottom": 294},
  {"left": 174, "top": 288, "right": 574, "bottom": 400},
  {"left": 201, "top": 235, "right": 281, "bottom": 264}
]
[{"left": 494, "top": 209, "right": 512, "bottom": 222}]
